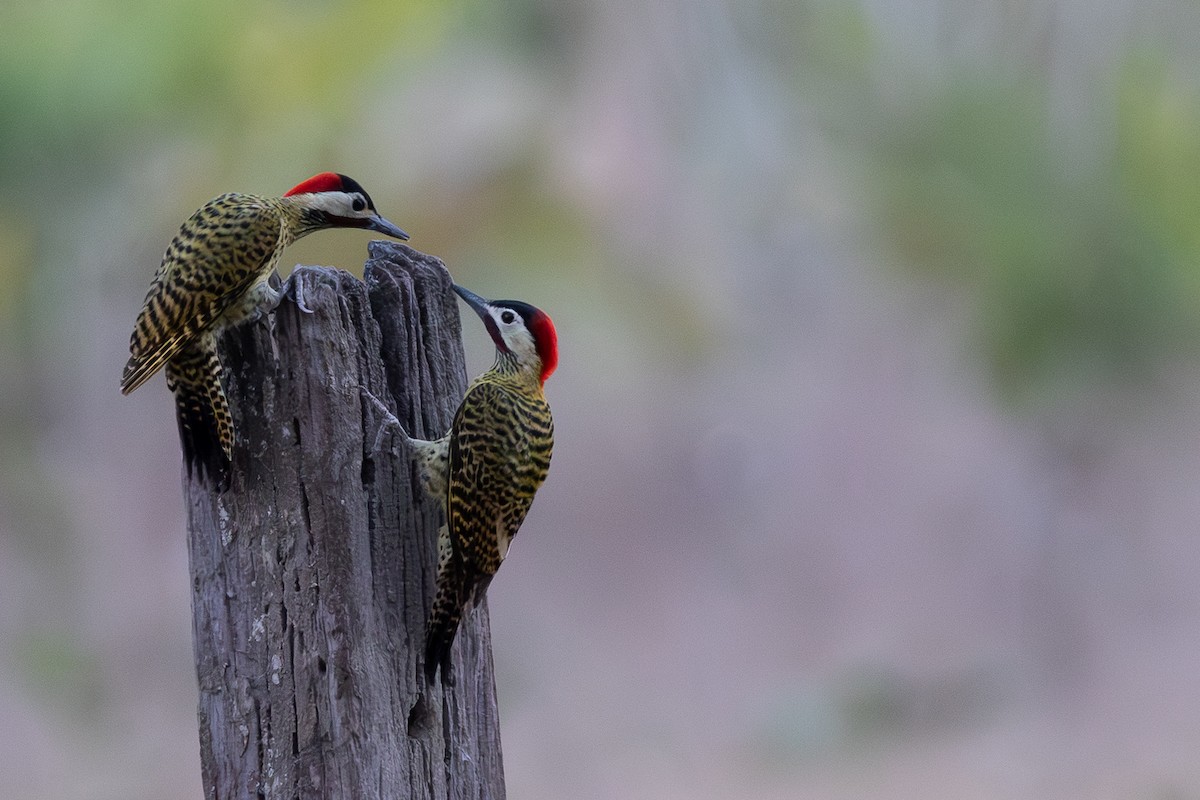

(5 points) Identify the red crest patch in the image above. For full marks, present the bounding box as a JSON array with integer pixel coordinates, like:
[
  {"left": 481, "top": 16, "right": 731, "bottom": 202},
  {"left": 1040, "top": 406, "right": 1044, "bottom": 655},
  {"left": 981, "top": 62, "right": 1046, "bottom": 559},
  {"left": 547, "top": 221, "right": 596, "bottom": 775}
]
[
  {"left": 530, "top": 310, "right": 558, "bottom": 384},
  {"left": 284, "top": 172, "right": 344, "bottom": 197}
]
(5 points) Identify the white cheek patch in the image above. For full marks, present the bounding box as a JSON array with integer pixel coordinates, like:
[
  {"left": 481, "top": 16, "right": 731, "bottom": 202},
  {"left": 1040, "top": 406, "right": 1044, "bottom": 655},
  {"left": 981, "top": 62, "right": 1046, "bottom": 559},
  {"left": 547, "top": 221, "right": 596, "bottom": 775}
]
[
  {"left": 308, "top": 191, "right": 357, "bottom": 217},
  {"left": 502, "top": 326, "right": 538, "bottom": 362}
]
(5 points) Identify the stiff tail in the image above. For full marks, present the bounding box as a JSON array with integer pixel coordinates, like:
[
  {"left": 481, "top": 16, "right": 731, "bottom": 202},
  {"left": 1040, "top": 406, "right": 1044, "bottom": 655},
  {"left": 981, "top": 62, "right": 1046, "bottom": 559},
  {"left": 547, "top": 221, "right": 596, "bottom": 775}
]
[
  {"left": 165, "top": 343, "right": 232, "bottom": 486},
  {"left": 424, "top": 577, "right": 465, "bottom": 685},
  {"left": 424, "top": 555, "right": 497, "bottom": 686}
]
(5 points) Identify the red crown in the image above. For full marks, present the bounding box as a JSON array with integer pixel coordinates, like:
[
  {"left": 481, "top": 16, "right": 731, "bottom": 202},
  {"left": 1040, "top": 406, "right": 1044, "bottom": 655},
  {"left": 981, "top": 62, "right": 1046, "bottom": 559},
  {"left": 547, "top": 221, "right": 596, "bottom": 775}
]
[{"left": 284, "top": 172, "right": 344, "bottom": 197}]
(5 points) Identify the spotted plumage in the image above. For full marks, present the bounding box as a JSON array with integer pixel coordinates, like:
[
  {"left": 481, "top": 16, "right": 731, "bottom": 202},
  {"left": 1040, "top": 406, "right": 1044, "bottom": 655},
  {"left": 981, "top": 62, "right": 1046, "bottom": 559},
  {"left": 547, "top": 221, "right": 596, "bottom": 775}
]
[
  {"left": 121, "top": 173, "right": 408, "bottom": 483},
  {"left": 398, "top": 284, "right": 557, "bottom": 685}
]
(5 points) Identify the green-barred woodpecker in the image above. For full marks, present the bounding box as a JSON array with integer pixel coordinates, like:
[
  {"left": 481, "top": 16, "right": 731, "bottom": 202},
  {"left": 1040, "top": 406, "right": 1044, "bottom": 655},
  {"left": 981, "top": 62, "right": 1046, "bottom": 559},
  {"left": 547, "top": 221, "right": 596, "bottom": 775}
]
[
  {"left": 385, "top": 283, "right": 557, "bottom": 685},
  {"left": 120, "top": 172, "right": 409, "bottom": 483}
]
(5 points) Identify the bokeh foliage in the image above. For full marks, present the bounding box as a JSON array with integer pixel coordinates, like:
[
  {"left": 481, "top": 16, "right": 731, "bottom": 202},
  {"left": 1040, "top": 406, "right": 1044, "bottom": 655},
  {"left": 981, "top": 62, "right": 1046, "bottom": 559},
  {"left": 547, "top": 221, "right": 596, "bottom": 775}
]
[
  {"left": 865, "top": 51, "right": 1200, "bottom": 402},
  {"left": 0, "top": 1, "right": 453, "bottom": 188}
]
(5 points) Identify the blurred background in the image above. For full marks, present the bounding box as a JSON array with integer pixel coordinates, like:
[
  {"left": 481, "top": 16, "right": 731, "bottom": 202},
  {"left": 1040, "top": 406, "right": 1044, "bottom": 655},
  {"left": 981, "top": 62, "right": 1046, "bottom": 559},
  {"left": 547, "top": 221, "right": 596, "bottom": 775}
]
[{"left": 4, "top": 0, "right": 1200, "bottom": 797}]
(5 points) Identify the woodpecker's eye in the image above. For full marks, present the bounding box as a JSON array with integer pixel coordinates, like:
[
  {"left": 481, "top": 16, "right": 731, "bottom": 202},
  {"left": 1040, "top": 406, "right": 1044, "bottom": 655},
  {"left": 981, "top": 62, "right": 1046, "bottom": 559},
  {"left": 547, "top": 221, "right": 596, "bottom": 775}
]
[
  {"left": 351, "top": 195, "right": 366, "bottom": 212},
  {"left": 500, "top": 310, "right": 516, "bottom": 324}
]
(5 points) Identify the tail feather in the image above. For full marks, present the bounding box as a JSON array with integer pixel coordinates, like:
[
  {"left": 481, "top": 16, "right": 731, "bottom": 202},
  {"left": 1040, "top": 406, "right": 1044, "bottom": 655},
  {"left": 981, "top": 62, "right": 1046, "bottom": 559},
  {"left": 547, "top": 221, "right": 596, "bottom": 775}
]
[
  {"left": 424, "top": 558, "right": 497, "bottom": 686},
  {"left": 424, "top": 578, "right": 465, "bottom": 685},
  {"left": 165, "top": 343, "right": 231, "bottom": 487}
]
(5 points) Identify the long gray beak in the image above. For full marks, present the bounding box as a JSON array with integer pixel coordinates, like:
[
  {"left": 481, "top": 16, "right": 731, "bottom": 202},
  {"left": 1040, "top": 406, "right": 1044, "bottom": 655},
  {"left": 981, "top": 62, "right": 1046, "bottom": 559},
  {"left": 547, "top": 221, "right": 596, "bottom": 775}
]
[
  {"left": 365, "top": 214, "right": 409, "bottom": 241},
  {"left": 452, "top": 284, "right": 492, "bottom": 320}
]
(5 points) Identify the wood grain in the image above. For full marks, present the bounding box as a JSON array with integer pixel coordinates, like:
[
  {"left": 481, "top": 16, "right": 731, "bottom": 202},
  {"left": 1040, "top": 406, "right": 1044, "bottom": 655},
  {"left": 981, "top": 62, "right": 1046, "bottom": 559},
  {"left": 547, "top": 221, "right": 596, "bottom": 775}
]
[{"left": 183, "top": 242, "right": 505, "bottom": 800}]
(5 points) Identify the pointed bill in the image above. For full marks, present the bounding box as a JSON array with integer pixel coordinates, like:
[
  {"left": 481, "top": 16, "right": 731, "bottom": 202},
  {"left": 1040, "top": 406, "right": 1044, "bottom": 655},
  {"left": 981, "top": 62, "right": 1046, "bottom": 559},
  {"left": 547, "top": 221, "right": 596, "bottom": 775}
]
[
  {"left": 365, "top": 214, "right": 409, "bottom": 241},
  {"left": 452, "top": 284, "right": 492, "bottom": 321}
]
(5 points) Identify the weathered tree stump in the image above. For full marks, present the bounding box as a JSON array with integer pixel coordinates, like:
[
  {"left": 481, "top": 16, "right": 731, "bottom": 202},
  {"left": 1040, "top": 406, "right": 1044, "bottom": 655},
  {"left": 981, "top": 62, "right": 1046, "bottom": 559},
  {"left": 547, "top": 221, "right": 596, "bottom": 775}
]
[{"left": 182, "top": 242, "right": 505, "bottom": 799}]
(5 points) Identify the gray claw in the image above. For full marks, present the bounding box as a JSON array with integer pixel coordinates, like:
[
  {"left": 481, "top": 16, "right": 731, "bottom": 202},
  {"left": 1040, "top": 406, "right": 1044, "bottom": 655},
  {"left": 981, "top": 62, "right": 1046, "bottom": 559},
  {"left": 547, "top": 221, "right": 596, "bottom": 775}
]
[{"left": 286, "top": 271, "right": 316, "bottom": 314}]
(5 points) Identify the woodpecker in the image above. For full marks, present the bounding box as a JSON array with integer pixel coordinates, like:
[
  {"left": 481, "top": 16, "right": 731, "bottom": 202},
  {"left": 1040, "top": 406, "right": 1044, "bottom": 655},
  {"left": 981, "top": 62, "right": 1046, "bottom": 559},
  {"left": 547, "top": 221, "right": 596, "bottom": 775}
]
[
  {"left": 121, "top": 172, "right": 409, "bottom": 483},
  {"left": 382, "top": 283, "right": 557, "bottom": 685}
]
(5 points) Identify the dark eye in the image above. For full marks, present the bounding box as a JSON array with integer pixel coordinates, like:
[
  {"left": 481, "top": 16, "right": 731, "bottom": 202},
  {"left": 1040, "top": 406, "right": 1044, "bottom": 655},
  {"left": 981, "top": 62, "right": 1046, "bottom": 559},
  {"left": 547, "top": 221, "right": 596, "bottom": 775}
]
[
  {"left": 352, "top": 195, "right": 366, "bottom": 212},
  {"left": 501, "top": 311, "right": 516, "bottom": 324}
]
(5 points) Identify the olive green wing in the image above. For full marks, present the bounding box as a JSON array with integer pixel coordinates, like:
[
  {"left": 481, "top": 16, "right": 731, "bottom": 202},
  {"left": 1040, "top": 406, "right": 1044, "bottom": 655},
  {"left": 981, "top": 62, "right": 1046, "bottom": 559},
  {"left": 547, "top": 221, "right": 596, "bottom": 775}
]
[
  {"left": 446, "top": 381, "right": 552, "bottom": 576},
  {"left": 121, "top": 195, "right": 280, "bottom": 394}
]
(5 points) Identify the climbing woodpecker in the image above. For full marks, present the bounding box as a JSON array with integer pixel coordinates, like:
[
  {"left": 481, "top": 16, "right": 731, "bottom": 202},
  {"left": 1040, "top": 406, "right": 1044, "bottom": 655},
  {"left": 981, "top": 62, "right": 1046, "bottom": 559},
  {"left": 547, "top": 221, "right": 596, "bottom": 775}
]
[
  {"left": 384, "top": 283, "right": 557, "bottom": 685},
  {"left": 120, "top": 172, "right": 409, "bottom": 483}
]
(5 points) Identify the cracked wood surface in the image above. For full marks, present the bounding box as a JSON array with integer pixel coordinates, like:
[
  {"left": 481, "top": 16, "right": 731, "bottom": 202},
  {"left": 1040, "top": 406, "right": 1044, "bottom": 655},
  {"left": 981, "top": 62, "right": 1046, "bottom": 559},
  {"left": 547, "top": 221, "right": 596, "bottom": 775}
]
[{"left": 183, "top": 242, "right": 505, "bottom": 800}]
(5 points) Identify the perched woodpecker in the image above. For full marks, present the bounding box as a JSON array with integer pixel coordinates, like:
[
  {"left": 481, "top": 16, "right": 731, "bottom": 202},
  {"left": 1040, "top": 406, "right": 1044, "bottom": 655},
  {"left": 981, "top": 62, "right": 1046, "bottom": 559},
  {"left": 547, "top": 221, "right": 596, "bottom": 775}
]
[
  {"left": 387, "top": 283, "right": 557, "bottom": 685},
  {"left": 121, "top": 172, "right": 409, "bottom": 482}
]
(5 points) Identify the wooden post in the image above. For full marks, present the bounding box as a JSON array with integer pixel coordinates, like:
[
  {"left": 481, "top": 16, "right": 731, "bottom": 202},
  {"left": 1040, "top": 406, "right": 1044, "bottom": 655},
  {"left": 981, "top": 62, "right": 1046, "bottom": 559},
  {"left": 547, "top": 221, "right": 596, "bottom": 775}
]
[{"left": 182, "top": 243, "right": 505, "bottom": 799}]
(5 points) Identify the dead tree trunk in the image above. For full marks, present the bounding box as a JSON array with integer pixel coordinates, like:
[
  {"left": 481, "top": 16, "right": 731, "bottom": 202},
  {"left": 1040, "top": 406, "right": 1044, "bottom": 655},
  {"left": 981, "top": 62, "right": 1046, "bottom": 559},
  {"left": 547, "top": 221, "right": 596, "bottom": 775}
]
[{"left": 182, "top": 242, "right": 505, "bottom": 800}]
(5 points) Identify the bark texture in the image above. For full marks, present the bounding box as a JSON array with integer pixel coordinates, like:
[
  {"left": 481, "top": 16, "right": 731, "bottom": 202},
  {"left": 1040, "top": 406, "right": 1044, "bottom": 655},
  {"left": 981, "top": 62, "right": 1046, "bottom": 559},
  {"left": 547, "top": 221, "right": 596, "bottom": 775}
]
[{"left": 183, "top": 242, "right": 505, "bottom": 800}]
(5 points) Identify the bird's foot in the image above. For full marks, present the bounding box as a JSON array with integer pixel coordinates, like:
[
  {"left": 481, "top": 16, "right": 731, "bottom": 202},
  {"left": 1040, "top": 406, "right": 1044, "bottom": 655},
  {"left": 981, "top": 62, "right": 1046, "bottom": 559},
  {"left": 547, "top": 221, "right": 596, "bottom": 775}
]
[
  {"left": 360, "top": 387, "right": 407, "bottom": 453},
  {"left": 283, "top": 269, "right": 317, "bottom": 315}
]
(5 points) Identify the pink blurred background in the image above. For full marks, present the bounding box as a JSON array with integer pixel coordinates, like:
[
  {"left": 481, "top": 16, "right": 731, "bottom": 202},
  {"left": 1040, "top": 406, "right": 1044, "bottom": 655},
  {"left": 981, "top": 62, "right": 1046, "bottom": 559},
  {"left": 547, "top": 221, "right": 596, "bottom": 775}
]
[{"left": 4, "top": 1, "right": 1200, "bottom": 797}]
